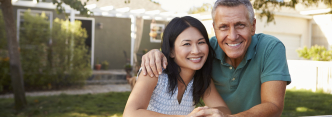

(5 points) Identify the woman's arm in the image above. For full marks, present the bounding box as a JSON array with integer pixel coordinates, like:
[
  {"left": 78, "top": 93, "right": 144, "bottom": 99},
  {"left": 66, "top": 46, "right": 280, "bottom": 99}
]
[
  {"left": 202, "top": 80, "right": 232, "bottom": 115},
  {"left": 123, "top": 73, "right": 174, "bottom": 117},
  {"left": 123, "top": 73, "right": 214, "bottom": 117}
]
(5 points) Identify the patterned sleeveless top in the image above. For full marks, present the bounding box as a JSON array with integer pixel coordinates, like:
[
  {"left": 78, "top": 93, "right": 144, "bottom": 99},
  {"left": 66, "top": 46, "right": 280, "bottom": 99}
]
[{"left": 137, "top": 69, "right": 195, "bottom": 115}]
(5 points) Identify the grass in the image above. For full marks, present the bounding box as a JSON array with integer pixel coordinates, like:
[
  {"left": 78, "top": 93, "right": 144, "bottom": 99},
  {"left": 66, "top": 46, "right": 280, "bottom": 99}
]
[
  {"left": 281, "top": 89, "right": 332, "bottom": 117},
  {"left": 0, "top": 90, "right": 332, "bottom": 117},
  {"left": 0, "top": 92, "right": 131, "bottom": 117}
]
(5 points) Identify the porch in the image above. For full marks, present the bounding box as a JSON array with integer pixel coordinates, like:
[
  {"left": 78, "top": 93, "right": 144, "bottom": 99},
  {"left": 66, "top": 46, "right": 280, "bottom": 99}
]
[{"left": 87, "top": 69, "right": 128, "bottom": 85}]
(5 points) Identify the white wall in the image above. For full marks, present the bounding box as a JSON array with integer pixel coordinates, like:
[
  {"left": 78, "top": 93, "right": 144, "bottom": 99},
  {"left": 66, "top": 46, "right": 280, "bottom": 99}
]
[
  {"left": 312, "top": 14, "right": 332, "bottom": 50},
  {"left": 255, "top": 14, "right": 311, "bottom": 60},
  {"left": 287, "top": 60, "right": 332, "bottom": 94}
]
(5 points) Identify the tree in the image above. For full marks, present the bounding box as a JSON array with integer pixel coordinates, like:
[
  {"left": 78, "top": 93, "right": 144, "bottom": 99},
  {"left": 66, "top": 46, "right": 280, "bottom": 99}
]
[
  {"left": 0, "top": 0, "right": 101, "bottom": 110},
  {"left": 188, "top": 3, "right": 212, "bottom": 14},
  {"left": 0, "top": 0, "right": 26, "bottom": 110},
  {"left": 252, "top": 0, "right": 332, "bottom": 23},
  {"left": 188, "top": 0, "right": 332, "bottom": 23}
]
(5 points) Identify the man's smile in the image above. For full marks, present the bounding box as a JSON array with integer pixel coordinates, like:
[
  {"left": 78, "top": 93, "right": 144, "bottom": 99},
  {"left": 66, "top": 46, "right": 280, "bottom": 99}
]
[{"left": 226, "top": 42, "right": 243, "bottom": 47}]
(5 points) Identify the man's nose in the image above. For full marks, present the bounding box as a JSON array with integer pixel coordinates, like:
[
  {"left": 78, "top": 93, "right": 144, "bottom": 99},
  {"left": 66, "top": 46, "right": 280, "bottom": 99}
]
[{"left": 227, "top": 27, "right": 238, "bottom": 40}]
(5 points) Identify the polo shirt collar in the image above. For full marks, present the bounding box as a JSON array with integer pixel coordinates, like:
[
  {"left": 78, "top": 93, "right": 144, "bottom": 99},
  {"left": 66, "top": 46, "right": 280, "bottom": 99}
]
[
  {"left": 215, "top": 34, "right": 258, "bottom": 64},
  {"left": 245, "top": 34, "right": 258, "bottom": 61}
]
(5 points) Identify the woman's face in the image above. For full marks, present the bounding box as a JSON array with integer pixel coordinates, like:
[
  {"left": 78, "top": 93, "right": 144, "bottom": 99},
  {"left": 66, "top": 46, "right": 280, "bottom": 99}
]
[{"left": 171, "top": 27, "right": 209, "bottom": 71}]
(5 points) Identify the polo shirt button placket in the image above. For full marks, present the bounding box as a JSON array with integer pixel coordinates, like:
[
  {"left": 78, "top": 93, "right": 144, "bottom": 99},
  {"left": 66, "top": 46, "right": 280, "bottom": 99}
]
[
  {"left": 232, "top": 78, "right": 235, "bottom": 81},
  {"left": 229, "top": 67, "right": 232, "bottom": 70}
]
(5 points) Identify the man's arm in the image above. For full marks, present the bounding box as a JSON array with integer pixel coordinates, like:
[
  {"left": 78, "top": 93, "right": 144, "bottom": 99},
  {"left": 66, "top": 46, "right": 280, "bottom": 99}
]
[
  {"left": 232, "top": 39, "right": 291, "bottom": 116},
  {"left": 203, "top": 80, "right": 232, "bottom": 115},
  {"left": 233, "top": 81, "right": 287, "bottom": 117},
  {"left": 140, "top": 49, "right": 168, "bottom": 78}
]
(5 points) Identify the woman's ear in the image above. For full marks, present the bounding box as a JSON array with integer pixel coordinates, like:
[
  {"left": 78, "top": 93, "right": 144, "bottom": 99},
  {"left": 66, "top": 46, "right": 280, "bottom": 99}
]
[{"left": 170, "top": 49, "right": 175, "bottom": 58}]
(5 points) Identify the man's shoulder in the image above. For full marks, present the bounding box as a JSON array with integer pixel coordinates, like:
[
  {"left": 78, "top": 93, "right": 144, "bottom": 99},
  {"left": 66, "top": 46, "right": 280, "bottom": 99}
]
[
  {"left": 255, "top": 33, "right": 282, "bottom": 44},
  {"left": 255, "top": 33, "right": 285, "bottom": 50}
]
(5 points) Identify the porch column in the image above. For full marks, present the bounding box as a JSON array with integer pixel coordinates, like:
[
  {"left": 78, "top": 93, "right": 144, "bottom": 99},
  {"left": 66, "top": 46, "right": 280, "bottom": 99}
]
[{"left": 130, "top": 15, "right": 136, "bottom": 66}]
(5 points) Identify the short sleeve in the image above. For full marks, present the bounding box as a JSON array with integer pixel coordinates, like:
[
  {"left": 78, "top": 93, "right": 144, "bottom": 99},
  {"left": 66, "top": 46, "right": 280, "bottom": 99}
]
[
  {"left": 261, "top": 42, "right": 291, "bottom": 85},
  {"left": 136, "top": 68, "right": 142, "bottom": 80}
]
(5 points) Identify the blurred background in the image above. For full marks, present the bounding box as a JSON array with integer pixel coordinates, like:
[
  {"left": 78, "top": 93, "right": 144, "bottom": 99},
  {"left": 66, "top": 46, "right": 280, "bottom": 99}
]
[{"left": 0, "top": 0, "right": 331, "bottom": 116}]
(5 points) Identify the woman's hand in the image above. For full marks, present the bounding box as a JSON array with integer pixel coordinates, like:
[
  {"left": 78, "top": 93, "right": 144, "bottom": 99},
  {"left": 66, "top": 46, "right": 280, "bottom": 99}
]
[
  {"left": 203, "top": 108, "right": 229, "bottom": 117},
  {"left": 193, "top": 106, "right": 233, "bottom": 117},
  {"left": 186, "top": 106, "right": 209, "bottom": 117},
  {"left": 186, "top": 106, "right": 231, "bottom": 117}
]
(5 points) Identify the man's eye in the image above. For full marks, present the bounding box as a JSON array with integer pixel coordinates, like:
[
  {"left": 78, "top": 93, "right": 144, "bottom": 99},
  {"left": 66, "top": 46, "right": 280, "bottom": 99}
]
[
  {"left": 236, "top": 24, "right": 245, "bottom": 28},
  {"left": 219, "top": 26, "right": 228, "bottom": 30},
  {"left": 183, "top": 43, "right": 190, "bottom": 46}
]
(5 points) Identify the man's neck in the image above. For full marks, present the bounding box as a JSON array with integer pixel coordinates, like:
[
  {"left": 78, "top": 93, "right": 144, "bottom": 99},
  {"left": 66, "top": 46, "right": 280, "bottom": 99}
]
[{"left": 226, "top": 55, "right": 245, "bottom": 69}]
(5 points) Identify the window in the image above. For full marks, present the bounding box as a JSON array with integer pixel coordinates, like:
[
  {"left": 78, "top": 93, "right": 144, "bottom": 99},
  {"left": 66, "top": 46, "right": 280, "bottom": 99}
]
[
  {"left": 149, "top": 23, "right": 165, "bottom": 43},
  {"left": 16, "top": 9, "right": 53, "bottom": 42},
  {"left": 18, "top": 0, "right": 52, "bottom": 2},
  {"left": 42, "top": 0, "right": 53, "bottom": 2}
]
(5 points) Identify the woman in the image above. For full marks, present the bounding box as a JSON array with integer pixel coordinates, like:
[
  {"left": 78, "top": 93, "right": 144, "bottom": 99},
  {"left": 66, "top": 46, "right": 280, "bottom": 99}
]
[{"left": 123, "top": 16, "right": 231, "bottom": 117}]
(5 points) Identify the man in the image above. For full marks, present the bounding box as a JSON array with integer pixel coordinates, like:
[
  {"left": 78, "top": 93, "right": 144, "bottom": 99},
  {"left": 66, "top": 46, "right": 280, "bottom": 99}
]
[{"left": 140, "top": 0, "right": 291, "bottom": 116}]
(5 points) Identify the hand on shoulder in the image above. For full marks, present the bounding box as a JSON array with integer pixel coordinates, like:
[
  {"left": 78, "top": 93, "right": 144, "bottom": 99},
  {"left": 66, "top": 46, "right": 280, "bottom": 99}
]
[{"left": 141, "top": 49, "right": 168, "bottom": 78}]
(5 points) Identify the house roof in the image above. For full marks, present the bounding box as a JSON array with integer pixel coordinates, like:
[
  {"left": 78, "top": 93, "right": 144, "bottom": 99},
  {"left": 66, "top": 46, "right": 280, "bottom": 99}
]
[
  {"left": 12, "top": 0, "right": 210, "bottom": 20},
  {"left": 81, "top": 0, "right": 166, "bottom": 12}
]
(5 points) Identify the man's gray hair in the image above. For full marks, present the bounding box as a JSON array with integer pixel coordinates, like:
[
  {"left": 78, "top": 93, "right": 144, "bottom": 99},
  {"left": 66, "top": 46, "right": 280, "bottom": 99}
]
[{"left": 211, "top": 0, "right": 255, "bottom": 24}]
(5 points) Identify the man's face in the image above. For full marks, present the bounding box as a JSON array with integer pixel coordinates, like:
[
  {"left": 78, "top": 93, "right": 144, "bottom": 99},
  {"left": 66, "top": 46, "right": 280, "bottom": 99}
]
[{"left": 213, "top": 5, "right": 256, "bottom": 60}]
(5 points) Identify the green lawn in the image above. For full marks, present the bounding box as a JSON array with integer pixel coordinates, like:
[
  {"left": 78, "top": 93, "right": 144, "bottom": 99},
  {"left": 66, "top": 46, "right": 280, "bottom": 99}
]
[
  {"left": 0, "top": 92, "right": 131, "bottom": 117},
  {"left": 282, "top": 89, "right": 332, "bottom": 117},
  {"left": 0, "top": 90, "right": 332, "bottom": 117}
]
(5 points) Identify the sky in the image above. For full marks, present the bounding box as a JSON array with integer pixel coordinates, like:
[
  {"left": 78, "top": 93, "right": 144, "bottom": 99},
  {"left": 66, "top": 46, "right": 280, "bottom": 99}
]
[{"left": 151, "top": 0, "right": 216, "bottom": 13}]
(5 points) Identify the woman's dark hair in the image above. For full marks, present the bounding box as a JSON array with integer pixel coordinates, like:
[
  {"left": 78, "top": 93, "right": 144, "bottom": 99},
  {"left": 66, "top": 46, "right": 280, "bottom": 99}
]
[{"left": 161, "top": 16, "right": 215, "bottom": 105}]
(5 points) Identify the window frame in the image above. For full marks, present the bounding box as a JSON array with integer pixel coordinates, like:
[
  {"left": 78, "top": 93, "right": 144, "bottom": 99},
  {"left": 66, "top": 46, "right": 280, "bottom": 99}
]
[
  {"left": 149, "top": 23, "right": 165, "bottom": 43},
  {"left": 16, "top": 9, "right": 53, "bottom": 42}
]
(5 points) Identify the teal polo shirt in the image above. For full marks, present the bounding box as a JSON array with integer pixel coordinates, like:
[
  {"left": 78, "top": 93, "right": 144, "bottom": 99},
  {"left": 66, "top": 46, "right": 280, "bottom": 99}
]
[{"left": 210, "top": 33, "right": 291, "bottom": 114}]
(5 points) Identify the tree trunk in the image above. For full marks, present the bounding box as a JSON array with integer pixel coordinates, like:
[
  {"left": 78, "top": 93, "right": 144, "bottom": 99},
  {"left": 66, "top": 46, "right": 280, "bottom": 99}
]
[{"left": 0, "top": 0, "right": 27, "bottom": 110}]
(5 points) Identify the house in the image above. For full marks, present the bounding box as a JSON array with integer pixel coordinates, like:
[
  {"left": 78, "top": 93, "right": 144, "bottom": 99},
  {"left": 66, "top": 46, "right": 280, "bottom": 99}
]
[
  {"left": 7, "top": 0, "right": 332, "bottom": 70},
  {"left": 8, "top": 0, "right": 176, "bottom": 70}
]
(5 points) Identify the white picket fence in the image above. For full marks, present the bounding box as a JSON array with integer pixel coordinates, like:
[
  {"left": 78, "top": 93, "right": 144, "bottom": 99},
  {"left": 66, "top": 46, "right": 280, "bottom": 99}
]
[{"left": 287, "top": 60, "right": 332, "bottom": 94}]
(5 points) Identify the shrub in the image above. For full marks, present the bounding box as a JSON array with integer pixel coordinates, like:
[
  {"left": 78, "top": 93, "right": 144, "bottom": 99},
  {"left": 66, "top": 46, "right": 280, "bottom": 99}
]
[
  {"left": 0, "top": 10, "right": 11, "bottom": 92},
  {"left": 0, "top": 10, "right": 91, "bottom": 92},
  {"left": 297, "top": 45, "right": 332, "bottom": 61},
  {"left": 0, "top": 56, "right": 11, "bottom": 92},
  {"left": 49, "top": 18, "right": 91, "bottom": 88},
  {"left": 19, "top": 10, "right": 51, "bottom": 88},
  {"left": 102, "top": 61, "right": 109, "bottom": 70}
]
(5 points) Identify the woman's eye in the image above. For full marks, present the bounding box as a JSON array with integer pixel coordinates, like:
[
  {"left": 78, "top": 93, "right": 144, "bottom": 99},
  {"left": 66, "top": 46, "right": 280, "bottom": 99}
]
[
  {"left": 183, "top": 43, "right": 190, "bottom": 46},
  {"left": 199, "top": 41, "right": 206, "bottom": 44}
]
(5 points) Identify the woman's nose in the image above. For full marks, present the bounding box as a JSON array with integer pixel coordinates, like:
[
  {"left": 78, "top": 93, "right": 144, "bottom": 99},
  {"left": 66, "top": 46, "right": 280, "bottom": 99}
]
[{"left": 191, "top": 44, "right": 200, "bottom": 54}]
